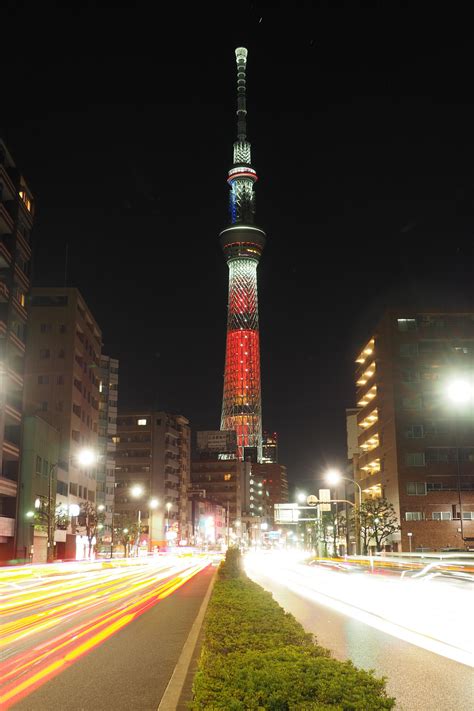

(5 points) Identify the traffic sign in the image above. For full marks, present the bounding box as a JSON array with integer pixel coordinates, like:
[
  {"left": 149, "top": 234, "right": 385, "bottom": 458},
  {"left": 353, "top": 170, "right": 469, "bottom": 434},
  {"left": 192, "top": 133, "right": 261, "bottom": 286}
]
[{"left": 307, "top": 495, "right": 318, "bottom": 506}]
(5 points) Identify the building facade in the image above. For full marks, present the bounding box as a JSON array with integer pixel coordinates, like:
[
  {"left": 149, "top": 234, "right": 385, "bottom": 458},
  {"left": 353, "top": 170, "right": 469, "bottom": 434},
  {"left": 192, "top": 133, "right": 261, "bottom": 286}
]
[
  {"left": 354, "top": 308, "right": 474, "bottom": 551},
  {"left": 23, "top": 287, "right": 102, "bottom": 558},
  {"left": 0, "top": 139, "right": 34, "bottom": 560},
  {"left": 190, "top": 457, "right": 246, "bottom": 529},
  {"left": 220, "top": 48, "right": 266, "bottom": 462},
  {"left": 115, "top": 411, "right": 190, "bottom": 548},
  {"left": 187, "top": 487, "right": 226, "bottom": 547},
  {"left": 261, "top": 431, "right": 278, "bottom": 464},
  {"left": 96, "top": 355, "right": 119, "bottom": 550},
  {"left": 251, "top": 462, "right": 289, "bottom": 512},
  {"left": 16, "top": 415, "right": 60, "bottom": 562}
]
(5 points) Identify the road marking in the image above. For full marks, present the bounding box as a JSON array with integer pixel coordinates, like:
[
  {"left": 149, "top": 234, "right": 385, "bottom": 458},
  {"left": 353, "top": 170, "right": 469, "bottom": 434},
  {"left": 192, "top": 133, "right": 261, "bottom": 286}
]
[{"left": 157, "top": 568, "right": 216, "bottom": 711}]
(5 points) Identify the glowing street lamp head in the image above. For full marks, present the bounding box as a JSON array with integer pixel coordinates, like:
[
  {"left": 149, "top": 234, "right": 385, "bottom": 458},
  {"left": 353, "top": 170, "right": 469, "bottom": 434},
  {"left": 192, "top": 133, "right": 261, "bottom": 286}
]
[
  {"left": 76, "top": 447, "right": 97, "bottom": 467},
  {"left": 325, "top": 469, "right": 343, "bottom": 486},
  {"left": 166, "top": 502, "right": 172, "bottom": 512},
  {"left": 26, "top": 510, "right": 35, "bottom": 518},
  {"left": 123, "top": 528, "right": 129, "bottom": 534},
  {"left": 297, "top": 492, "right": 307, "bottom": 504},
  {"left": 149, "top": 498, "right": 159, "bottom": 509},
  {"left": 447, "top": 379, "right": 473, "bottom": 405},
  {"left": 130, "top": 485, "right": 144, "bottom": 499},
  {"left": 97, "top": 504, "right": 105, "bottom": 512}
]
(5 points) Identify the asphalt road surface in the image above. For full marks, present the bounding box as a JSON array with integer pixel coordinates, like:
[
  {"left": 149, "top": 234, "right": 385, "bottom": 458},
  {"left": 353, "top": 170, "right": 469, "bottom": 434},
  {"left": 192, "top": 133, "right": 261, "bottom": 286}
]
[
  {"left": 245, "top": 552, "right": 473, "bottom": 711},
  {"left": 0, "top": 557, "right": 215, "bottom": 710}
]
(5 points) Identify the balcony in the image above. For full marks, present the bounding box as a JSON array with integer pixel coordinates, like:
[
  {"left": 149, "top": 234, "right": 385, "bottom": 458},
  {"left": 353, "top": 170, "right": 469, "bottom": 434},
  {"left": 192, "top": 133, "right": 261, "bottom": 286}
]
[
  {"left": 0, "top": 240, "right": 11, "bottom": 268},
  {"left": 14, "top": 263, "right": 30, "bottom": 291},
  {"left": 0, "top": 203, "right": 14, "bottom": 234},
  {"left": 0, "top": 476, "right": 17, "bottom": 497},
  {"left": 16, "top": 229, "right": 31, "bottom": 259},
  {"left": 0, "top": 516, "right": 15, "bottom": 537},
  {"left": 0, "top": 164, "right": 16, "bottom": 199}
]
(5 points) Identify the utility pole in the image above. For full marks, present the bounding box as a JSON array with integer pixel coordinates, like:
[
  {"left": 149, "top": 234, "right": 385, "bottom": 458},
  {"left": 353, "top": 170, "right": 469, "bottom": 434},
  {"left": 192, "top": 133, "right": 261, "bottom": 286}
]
[{"left": 226, "top": 500, "right": 230, "bottom": 548}]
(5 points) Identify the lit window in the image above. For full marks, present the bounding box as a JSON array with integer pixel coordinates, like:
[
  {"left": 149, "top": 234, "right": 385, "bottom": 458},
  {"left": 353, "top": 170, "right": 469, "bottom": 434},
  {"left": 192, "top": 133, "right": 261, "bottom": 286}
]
[
  {"left": 138, "top": 419, "right": 147, "bottom": 426},
  {"left": 224, "top": 474, "right": 231, "bottom": 481}
]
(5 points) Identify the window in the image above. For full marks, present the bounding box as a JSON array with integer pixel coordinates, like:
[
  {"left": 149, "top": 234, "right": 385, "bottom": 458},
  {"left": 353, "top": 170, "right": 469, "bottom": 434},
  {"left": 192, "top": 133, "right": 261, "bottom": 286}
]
[
  {"left": 156, "top": 419, "right": 161, "bottom": 425},
  {"left": 38, "top": 375, "right": 49, "bottom": 385},
  {"left": 58, "top": 349, "right": 65, "bottom": 358},
  {"left": 57, "top": 480, "right": 68, "bottom": 496},
  {"left": 402, "top": 396, "right": 422, "bottom": 410},
  {"left": 69, "top": 482, "right": 78, "bottom": 496},
  {"left": 35, "top": 455, "right": 42, "bottom": 475},
  {"left": 59, "top": 324, "right": 67, "bottom": 334},
  {"left": 78, "top": 485, "right": 83, "bottom": 498},
  {"left": 400, "top": 343, "right": 418, "bottom": 357},
  {"left": 40, "top": 348, "right": 50, "bottom": 359},
  {"left": 40, "top": 323, "right": 51, "bottom": 333},
  {"left": 224, "top": 473, "right": 232, "bottom": 481},
  {"left": 405, "top": 512, "right": 424, "bottom": 521},
  {"left": 138, "top": 418, "right": 147, "bottom": 426},
  {"left": 406, "top": 482, "right": 427, "bottom": 495},
  {"left": 42, "top": 459, "right": 49, "bottom": 477},
  {"left": 57, "top": 375, "right": 64, "bottom": 385},
  {"left": 401, "top": 369, "right": 420, "bottom": 383},
  {"left": 432, "top": 511, "right": 451, "bottom": 521},
  {"left": 462, "top": 512, "right": 474, "bottom": 520},
  {"left": 397, "top": 318, "right": 417, "bottom": 331},
  {"left": 426, "top": 448, "right": 457, "bottom": 464},
  {"left": 40, "top": 401, "right": 48, "bottom": 412},
  {"left": 405, "top": 453, "right": 425, "bottom": 466},
  {"left": 406, "top": 424, "right": 424, "bottom": 439}
]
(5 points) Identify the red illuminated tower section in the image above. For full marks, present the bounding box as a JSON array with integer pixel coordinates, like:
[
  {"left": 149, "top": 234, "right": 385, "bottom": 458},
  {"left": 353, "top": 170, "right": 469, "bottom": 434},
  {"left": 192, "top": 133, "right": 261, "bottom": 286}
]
[{"left": 220, "top": 47, "right": 266, "bottom": 461}]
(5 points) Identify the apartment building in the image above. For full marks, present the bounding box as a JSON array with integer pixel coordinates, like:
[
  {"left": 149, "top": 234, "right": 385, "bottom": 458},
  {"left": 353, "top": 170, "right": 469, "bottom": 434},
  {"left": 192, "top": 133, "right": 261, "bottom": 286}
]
[
  {"left": 115, "top": 411, "right": 190, "bottom": 548},
  {"left": 261, "top": 431, "right": 278, "bottom": 463},
  {"left": 96, "top": 355, "right": 119, "bottom": 548},
  {"left": 251, "top": 462, "right": 289, "bottom": 511},
  {"left": 23, "top": 288, "right": 102, "bottom": 558},
  {"left": 354, "top": 308, "right": 474, "bottom": 551},
  {"left": 0, "top": 139, "right": 34, "bottom": 560}
]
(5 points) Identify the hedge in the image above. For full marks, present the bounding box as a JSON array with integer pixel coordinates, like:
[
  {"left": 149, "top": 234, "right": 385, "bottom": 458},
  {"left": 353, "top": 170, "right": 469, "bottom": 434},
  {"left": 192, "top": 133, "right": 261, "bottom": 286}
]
[{"left": 190, "top": 548, "right": 395, "bottom": 710}]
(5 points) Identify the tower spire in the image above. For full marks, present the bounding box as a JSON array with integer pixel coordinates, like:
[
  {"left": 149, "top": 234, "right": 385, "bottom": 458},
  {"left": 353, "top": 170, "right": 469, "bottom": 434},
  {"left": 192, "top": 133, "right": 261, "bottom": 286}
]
[{"left": 235, "top": 47, "right": 248, "bottom": 141}]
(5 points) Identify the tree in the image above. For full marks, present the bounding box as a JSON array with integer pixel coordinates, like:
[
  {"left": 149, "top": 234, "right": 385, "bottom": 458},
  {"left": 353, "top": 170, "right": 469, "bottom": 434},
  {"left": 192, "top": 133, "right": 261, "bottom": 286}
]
[
  {"left": 78, "top": 501, "right": 104, "bottom": 558},
  {"left": 359, "top": 498, "right": 400, "bottom": 553},
  {"left": 113, "top": 516, "right": 139, "bottom": 557}
]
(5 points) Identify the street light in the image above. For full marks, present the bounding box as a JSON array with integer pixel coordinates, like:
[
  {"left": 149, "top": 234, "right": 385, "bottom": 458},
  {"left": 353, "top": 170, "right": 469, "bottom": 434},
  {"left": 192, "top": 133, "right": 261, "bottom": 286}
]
[
  {"left": 296, "top": 492, "right": 307, "bottom": 504},
  {"left": 446, "top": 377, "right": 474, "bottom": 544},
  {"left": 324, "top": 469, "right": 362, "bottom": 555},
  {"left": 22, "top": 446, "right": 100, "bottom": 563},
  {"left": 130, "top": 487, "right": 160, "bottom": 554},
  {"left": 166, "top": 502, "right": 172, "bottom": 537}
]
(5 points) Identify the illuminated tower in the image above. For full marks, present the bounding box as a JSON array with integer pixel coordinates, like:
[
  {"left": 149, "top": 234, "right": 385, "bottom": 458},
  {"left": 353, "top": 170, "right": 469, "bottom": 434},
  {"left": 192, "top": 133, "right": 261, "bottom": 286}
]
[{"left": 220, "top": 47, "right": 266, "bottom": 462}]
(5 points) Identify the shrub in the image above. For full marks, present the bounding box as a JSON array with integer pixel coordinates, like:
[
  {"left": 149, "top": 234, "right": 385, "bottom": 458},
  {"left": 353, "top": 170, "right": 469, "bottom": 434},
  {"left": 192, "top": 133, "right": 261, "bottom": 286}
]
[{"left": 191, "top": 554, "right": 395, "bottom": 710}]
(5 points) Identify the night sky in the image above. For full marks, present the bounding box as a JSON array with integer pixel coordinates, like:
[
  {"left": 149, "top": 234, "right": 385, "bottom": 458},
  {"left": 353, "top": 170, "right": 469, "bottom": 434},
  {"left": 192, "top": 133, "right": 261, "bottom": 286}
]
[{"left": 2, "top": 5, "right": 473, "bottom": 493}]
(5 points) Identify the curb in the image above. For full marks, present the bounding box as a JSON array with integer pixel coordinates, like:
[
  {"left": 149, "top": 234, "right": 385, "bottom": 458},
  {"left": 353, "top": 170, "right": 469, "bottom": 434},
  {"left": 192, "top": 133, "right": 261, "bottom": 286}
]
[{"left": 157, "top": 567, "right": 216, "bottom": 710}]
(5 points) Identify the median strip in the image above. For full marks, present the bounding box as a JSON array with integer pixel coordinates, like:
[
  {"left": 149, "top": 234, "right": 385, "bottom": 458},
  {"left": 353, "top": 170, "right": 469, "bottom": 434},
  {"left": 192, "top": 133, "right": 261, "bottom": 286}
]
[{"left": 190, "top": 548, "right": 396, "bottom": 710}]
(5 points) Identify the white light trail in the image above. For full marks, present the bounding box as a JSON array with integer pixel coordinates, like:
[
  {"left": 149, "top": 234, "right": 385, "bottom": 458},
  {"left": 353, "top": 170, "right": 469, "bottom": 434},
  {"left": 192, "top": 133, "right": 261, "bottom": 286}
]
[{"left": 244, "top": 552, "right": 474, "bottom": 668}]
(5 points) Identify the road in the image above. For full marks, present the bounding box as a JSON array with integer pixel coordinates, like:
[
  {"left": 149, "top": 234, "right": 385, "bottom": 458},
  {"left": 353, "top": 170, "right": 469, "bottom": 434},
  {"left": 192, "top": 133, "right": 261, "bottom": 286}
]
[
  {"left": 245, "top": 552, "right": 473, "bottom": 711},
  {"left": 0, "top": 556, "right": 214, "bottom": 710}
]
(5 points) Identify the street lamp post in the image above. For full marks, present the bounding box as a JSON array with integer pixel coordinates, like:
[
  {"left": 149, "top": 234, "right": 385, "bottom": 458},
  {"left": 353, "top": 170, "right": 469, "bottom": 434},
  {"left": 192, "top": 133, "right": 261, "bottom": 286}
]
[
  {"left": 324, "top": 469, "right": 363, "bottom": 555},
  {"left": 407, "top": 531, "right": 413, "bottom": 553},
  {"left": 447, "top": 378, "right": 474, "bottom": 546},
  {"left": 166, "top": 502, "right": 172, "bottom": 539}
]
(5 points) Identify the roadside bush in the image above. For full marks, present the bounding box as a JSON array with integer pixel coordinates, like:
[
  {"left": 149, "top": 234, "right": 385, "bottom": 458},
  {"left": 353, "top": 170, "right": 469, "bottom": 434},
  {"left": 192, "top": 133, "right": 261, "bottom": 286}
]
[
  {"left": 191, "top": 549, "right": 395, "bottom": 710},
  {"left": 218, "top": 546, "right": 242, "bottom": 579}
]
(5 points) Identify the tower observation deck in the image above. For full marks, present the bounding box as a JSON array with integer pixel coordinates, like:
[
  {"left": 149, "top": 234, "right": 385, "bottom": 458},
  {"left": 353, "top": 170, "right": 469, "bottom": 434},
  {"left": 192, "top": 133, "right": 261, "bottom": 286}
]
[{"left": 220, "top": 47, "right": 266, "bottom": 462}]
